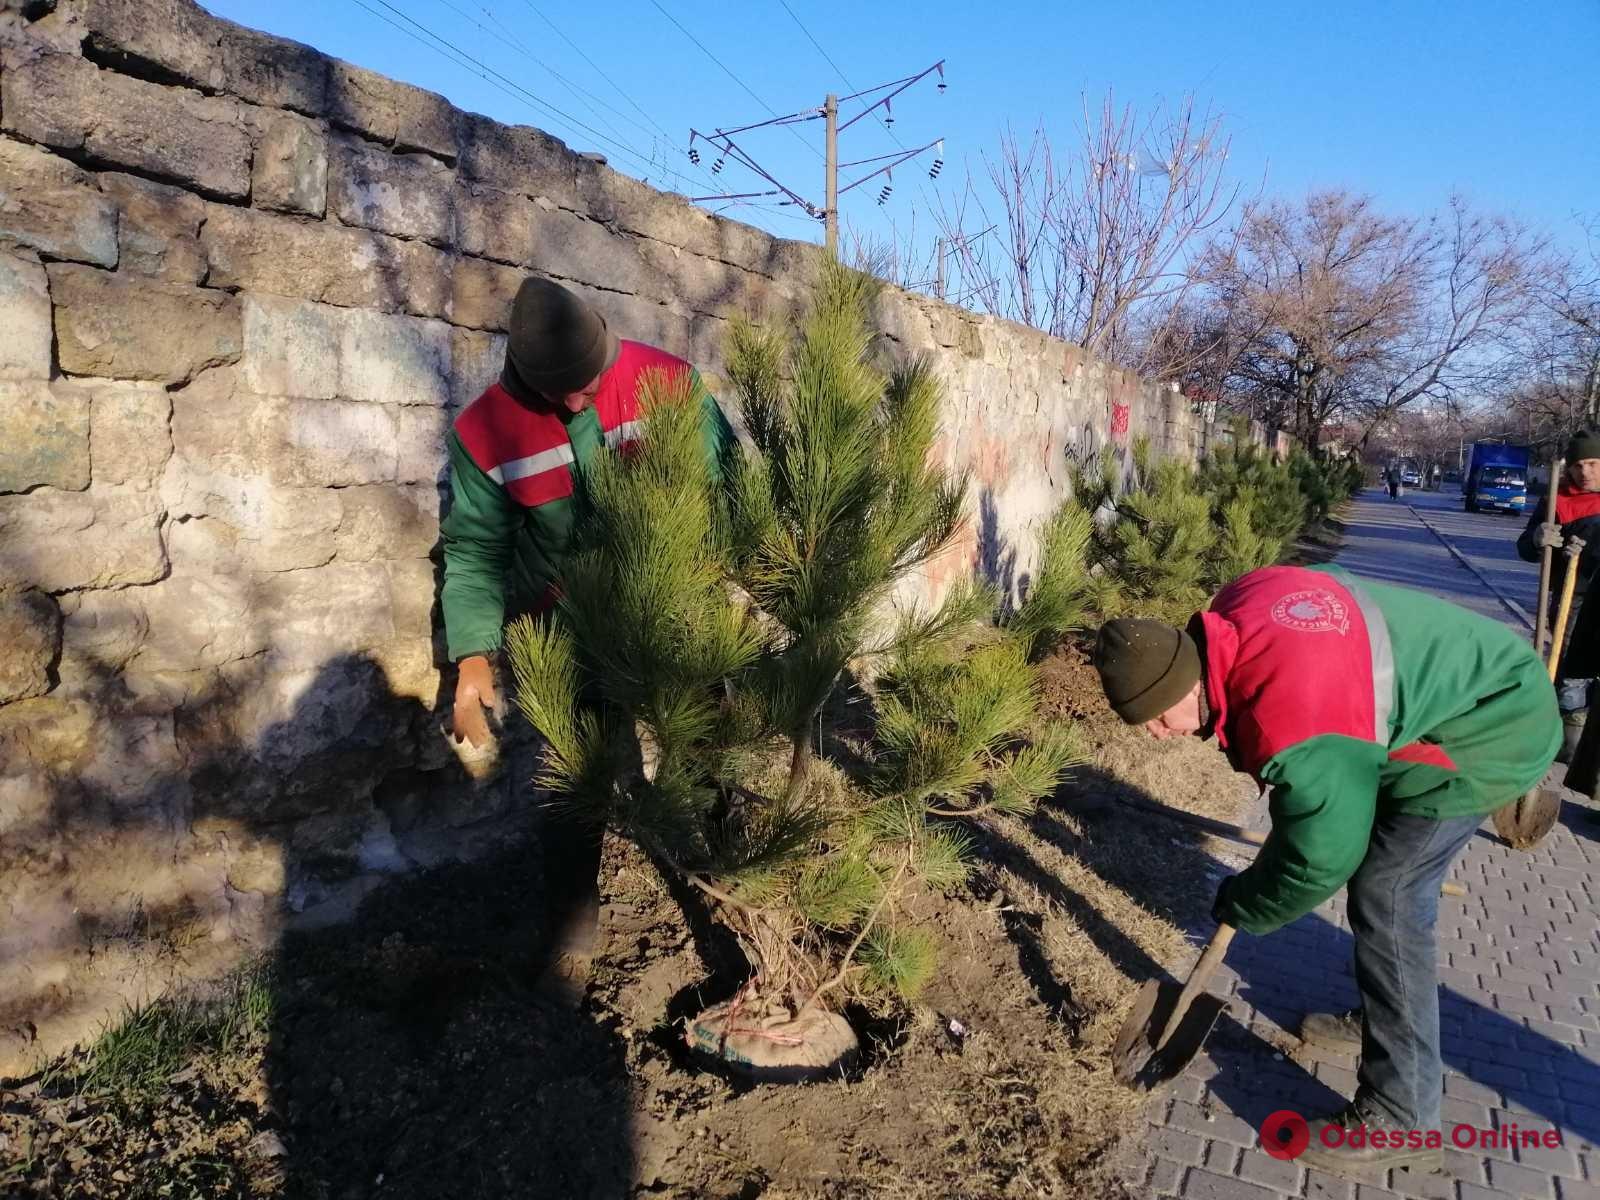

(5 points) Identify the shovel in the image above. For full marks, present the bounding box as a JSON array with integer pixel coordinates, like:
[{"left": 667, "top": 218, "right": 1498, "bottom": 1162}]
[
  {"left": 1492, "top": 531, "right": 1582, "bottom": 850},
  {"left": 1112, "top": 923, "right": 1236, "bottom": 1090},
  {"left": 1535, "top": 457, "right": 1564, "bottom": 658}
]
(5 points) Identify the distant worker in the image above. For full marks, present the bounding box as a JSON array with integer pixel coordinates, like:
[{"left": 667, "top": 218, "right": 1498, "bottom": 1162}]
[
  {"left": 1385, "top": 464, "right": 1402, "bottom": 500},
  {"left": 1519, "top": 429, "right": 1600, "bottom": 763}
]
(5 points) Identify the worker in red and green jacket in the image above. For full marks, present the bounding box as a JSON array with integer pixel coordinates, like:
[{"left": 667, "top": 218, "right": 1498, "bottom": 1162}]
[
  {"left": 1517, "top": 429, "right": 1600, "bottom": 762},
  {"left": 1093, "top": 564, "right": 1558, "bottom": 1178},
  {"left": 441, "top": 276, "right": 734, "bottom": 997}
]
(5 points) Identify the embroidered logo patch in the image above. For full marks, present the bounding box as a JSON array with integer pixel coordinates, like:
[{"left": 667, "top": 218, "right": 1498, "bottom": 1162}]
[{"left": 1270, "top": 588, "right": 1350, "bottom": 635}]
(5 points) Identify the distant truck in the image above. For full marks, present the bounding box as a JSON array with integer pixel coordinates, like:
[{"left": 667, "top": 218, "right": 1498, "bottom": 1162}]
[{"left": 1464, "top": 442, "right": 1531, "bottom": 514}]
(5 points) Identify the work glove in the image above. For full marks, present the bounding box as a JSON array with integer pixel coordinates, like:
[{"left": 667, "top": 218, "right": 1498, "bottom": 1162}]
[
  {"left": 452, "top": 653, "right": 500, "bottom": 748},
  {"left": 1536, "top": 522, "right": 1564, "bottom": 551},
  {"left": 1211, "top": 875, "right": 1239, "bottom": 926}
]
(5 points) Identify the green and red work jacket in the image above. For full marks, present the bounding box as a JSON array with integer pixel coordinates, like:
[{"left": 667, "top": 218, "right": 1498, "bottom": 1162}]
[
  {"left": 440, "top": 340, "right": 735, "bottom": 661},
  {"left": 1202, "top": 564, "right": 1559, "bottom": 934}
]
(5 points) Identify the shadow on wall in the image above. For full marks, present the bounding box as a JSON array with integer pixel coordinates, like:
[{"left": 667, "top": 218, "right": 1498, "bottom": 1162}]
[
  {"left": 1, "top": 641, "right": 640, "bottom": 1195},
  {"left": 976, "top": 486, "right": 1022, "bottom": 606}
]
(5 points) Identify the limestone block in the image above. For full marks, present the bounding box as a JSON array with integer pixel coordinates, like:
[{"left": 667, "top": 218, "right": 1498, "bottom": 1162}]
[
  {"left": 339, "top": 308, "right": 452, "bottom": 408},
  {"left": 76, "top": 0, "right": 229, "bottom": 91},
  {"left": 448, "top": 327, "right": 506, "bottom": 411},
  {"left": 633, "top": 237, "right": 759, "bottom": 314},
  {"left": 219, "top": 25, "right": 329, "bottom": 114},
  {"left": 79, "top": 713, "right": 186, "bottom": 801},
  {"left": 0, "top": 696, "right": 95, "bottom": 780},
  {"left": 57, "top": 588, "right": 150, "bottom": 679},
  {"left": 245, "top": 489, "right": 343, "bottom": 572},
  {"left": 385, "top": 557, "right": 437, "bottom": 639},
  {"left": 370, "top": 635, "right": 438, "bottom": 704},
  {"left": 329, "top": 134, "right": 454, "bottom": 246},
  {"left": 449, "top": 256, "right": 524, "bottom": 331},
  {"left": 0, "top": 485, "right": 166, "bottom": 590},
  {"left": 0, "top": 588, "right": 59, "bottom": 703},
  {"left": 455, "top": 183, "right": 537, "bottom": 266},
  {"left": 529, "top": 207, "right": 663, "bottom": 296},
  {"left": 270, "top": 399, "right": 398, "bottom": 487},
  {"left": 132, "top": 519, "right": 264, "bottom": 671},
  {"left": 396, "top": 404, "right": 450, "bottom": 484},
  {"left": 255, "top": 561, "right": 396, "bottom": 669},
  {"left": 207, "top": 824, "right": 286, "bottom": 896},
  {"left": 0, "top": 772, "right": 51, "bottom": 844},
  {"left": 456, "top": 113, "right": 578, "bottom": 206},
  {"left": 48, "top": 265, "right": 241, "bottom": 383},
  {"left": 88, "top": 380, "right": 173, "bottom": 489},
  {"left": 565, "top": 280, "right": 694, "bottom": 363},
  {"left": 0, "top": 50, "right": 251, "bottom": 200},
  {"left": 335, "top": 484, "right": 439, "bottom": 561},
  {"left": 327, "top": 61, "right": 457, "bottom": 160},
  {"left": 202, "top": 204, "right": 451, "bottom": 319},
  {"left": 99, "top": 172, "right": 206, "bottom": 283},
  {"left": 166, "top": 379, "right": 399, "bottom": 529},
  {"left": 0, "top": 48, "right": 83, "bottom": 156},
  {"left": 165, "top": 374, "right": 270, "bottom": 498},
  {"left": 0, "top": 139, "right": 118, "bottom": 267},
  {"left": 248, "top": 110, "right": 328, "bottom": 217},
  {"left": 0, "top": 381, "right": 90, "bottom": 492},
  {"left": 240, "top": 294, "right": 340, "bottom": 400},
  {"left": 0, "top": 248, "right": 51, "bottom": 381}
]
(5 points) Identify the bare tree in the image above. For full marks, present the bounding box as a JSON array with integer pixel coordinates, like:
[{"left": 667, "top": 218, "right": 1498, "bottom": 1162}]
[
  {"left": 935, "top": 93, "right": 1243, "bottom": 367},
  {"left": 1201, "top": 191, "right": 1543, "bottom": 450},
  {"left": 1525, "top": 220, "right": 1600, "bottom": 430},
  {"left": 842, "top": 210, "right": 943, "bottom": 293}
]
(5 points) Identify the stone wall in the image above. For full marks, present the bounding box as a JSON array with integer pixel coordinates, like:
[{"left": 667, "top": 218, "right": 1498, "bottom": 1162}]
[{"left": 0, "top": 0, "right": 1259, "bottom": 1072}]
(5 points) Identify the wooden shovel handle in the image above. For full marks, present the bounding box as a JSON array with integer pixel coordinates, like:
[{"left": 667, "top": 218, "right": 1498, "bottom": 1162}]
[
  {"left": 1537, "top": 457, "right": 1564, "bottom": 655},
  {"left": 1548, "top": 539, "right": 1585, "bottom": 682},
  {"left": 1154, "top": 924, "right": 1236, "bottom": 1052}
]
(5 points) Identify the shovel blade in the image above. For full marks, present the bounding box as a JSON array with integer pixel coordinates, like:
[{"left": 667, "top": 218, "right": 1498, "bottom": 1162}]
[
  {"left": 1492, "top": 786, "right": 1561, "bottom": 850},
  {"left": 1112, "top": 978, "right": 1229, "bottom": 1091}
]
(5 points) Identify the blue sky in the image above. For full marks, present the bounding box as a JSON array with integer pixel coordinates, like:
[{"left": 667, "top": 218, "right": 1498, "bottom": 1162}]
[{"left": 205, "top": 0, "right": 1598, "bottom": 262}]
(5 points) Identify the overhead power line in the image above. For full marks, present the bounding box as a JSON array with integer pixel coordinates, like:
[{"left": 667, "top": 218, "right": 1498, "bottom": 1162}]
[
  {"left": 355, "top": 0, "right": 668, "bottom": 175},
  {"left": 688, "top": 60, "right": 945, "bottom": 252},
  {"left": 509, "top": 0, "right": 809, "bottom": 223},
  {"left": 772, "top": 0, "right": 958, "bottom": 283},
  {"left": 648, "top": 0, "right": 823, "bottom": 163},
  {"left": 349, "top": 0, "right": 815, "bottom": 227}
]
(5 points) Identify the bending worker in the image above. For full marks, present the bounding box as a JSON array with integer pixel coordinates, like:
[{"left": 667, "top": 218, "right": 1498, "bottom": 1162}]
[{"left": 1093, "top": 563, "right": 1558, "bottom": 1178}]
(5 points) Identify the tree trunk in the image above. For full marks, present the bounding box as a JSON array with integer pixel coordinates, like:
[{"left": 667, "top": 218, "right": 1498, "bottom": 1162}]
[{"left": 784, "top": 721, "right": 814, "bottom": 808}]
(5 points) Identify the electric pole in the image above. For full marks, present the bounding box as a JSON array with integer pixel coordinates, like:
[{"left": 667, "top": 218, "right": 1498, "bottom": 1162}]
[
  {"left": 934, "top": 236, "right": 946, "bottom": 299},
  {"left": 823, "top": 94, "right": 839, "bottom": 257},
  {"left": 686, "top": 63, "right": 943, "bottom": 259}
]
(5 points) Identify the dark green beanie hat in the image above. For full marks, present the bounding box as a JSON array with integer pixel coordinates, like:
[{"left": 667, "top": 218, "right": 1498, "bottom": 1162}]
[
  {"left": 1093, "top": 618, "right": 1202, "bottom": 724},
  {"left": 1567, "top": 429, "right": 1600, "bottom": 465},
  {"left": 502, "top": 276, "right": 621, "bottom": 399}
]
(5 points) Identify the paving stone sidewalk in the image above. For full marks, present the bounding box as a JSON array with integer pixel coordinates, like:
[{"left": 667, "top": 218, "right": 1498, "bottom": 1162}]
[{"left": 1123, "top": 495, "right": 1600, "bottom": 1200}]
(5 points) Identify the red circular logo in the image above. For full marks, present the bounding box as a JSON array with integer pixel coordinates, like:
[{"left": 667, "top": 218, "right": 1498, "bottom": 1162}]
[
  {"left": 1260, "top": 1110, "right": 1309, "bottom": 1160},
  {"left": 1270, "top": 588, "right": 1350, "bottom": 635}
]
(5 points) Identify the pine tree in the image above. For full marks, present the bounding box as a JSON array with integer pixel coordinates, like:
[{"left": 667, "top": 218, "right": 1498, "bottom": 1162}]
[
  {"left": 724, "top": 261, "right": 967, "bottom": 806},
  {"left": 1071, "top": 445, "right": 1220, "bottom": 625},
  {"left": 505, "top": 260, "right": 1084, "bottom": 1036},
  {"left": 1198, "top": 422, "right": 1306, "bottom": 556}
]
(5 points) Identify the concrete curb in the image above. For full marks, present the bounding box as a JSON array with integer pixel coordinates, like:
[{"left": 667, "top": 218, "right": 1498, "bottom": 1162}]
[{"left": 1407, "top": 504, "right": 1535, "bottom": 632}]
